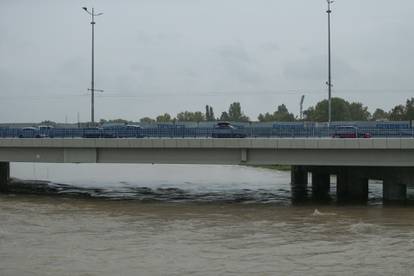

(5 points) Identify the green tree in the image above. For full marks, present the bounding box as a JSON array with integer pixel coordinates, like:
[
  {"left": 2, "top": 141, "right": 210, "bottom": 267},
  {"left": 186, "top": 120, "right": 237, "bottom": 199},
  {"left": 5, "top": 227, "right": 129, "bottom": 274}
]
[
  {"left": 328, "top": 98, "right": 351, "bottom": 121},
  {"left": 220, "top": 111, "right": 230, "bottom": 121},
  {"left": 348, "top": 102, "right": 371, "bottom": 121},
  {"left": 209, "top": 106, "right": 214, "bottom": 121},
  {"left": 389, "top": 105, "right": 406, "bottom": 121},
  {"left": 176, "top": 111, "right": 205, "bottom": 122},
  {"left": 405, "top": 98, "right": 414, "bottom": 120},
  {"left": 40, "top": 120, "right": 57, "bottom": 126},
  {"left": 226, "top": 102, "right": 249, "bottom": 122},
  {"left": 112, "top": 119, "right": 129, "bottom": 124},
  {"left": 205, "top": 105, "right": 210, "bottom": 120},
  {"left": 304, "top": 97, "right": 370, "bottom": 122},
  {"left": 193, "top": 112, "right": 205, "bottom": 121},
  {"left": 156, "top": 113, "right": 172, "bottom": 122},
  {"left": 372, "top": 108, "right": 389, "bottom": 121},
  {"left": 99, "top": 118, "right": 129, "bottom": 124},
  {"left": 258, "top": 113, "right": 271, "bottom": 122},
  {"left": 387, "top": 98, "right": 414, "bottom": 121},
  {"left": 304, "top": 99, "right": 348, "bottom": 121},
  {"left": 205, "top": 105, "right": 215, "bottom": 121},
  {"left": 258, "top": 104, "right": 295, "bottom": 122},
  {"left": 140, "top": 117, "right": 156, "bottom": 124}
]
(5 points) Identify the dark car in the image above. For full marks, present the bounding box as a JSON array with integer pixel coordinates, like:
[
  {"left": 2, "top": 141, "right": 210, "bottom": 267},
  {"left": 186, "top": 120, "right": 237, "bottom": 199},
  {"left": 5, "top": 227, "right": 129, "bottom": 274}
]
[
  {"left": 332, "top": 126, "right": 371, "bottom": 138},
  {"left": 18, "top": 127, "right": 42, "bottom": 138},
  {"left": 115, "top": 125, "right": 144, "bottom": 138},
  {"left": 212, "top": 122, "right": 247, "bottom": 138},
  {"left": 82, "top": 127, "right": 116, "bottom": 138}
]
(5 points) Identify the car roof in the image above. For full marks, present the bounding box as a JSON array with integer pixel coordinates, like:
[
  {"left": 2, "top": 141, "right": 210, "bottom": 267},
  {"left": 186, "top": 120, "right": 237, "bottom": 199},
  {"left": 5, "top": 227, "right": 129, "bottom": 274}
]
[
  {"left": 125, "top": 124, "right": 142, "bottom": 127},
  {"left": 217, "top": 122, "right": 231, "bottom": 125},
  {"left": 335, "top": 126, "right": 357, "bottom": 129}
]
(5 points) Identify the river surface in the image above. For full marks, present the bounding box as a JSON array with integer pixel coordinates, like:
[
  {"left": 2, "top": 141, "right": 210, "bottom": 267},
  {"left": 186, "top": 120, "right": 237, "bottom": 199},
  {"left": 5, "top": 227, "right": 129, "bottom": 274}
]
[{"left": 1, "top": 164, "right": 414, "bottom": 275}]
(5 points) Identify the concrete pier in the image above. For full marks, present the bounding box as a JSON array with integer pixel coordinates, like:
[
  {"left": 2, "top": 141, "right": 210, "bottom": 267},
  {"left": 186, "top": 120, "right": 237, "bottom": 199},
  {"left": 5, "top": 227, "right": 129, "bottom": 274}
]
[
  {"left": 0, "top": 162, "right": 10, "bottom": 192},
  {"left": 291, "top": 166, "right": 308, "bottom": 200},
  {"left": 337, "top": 167, "right": 368, "bottom": 202},
  {"left": 304, "top": 166, "right": 413, "bottom": 203},
  {"left": 383, "top": 176, "right": 407, "bottom": 203},
  {"left": 311, "top": 171, "right": 330, "bottom": 200}
]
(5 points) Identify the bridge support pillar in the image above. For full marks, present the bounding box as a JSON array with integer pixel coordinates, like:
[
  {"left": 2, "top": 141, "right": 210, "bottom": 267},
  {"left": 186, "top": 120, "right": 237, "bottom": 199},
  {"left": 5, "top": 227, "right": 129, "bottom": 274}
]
[
  {"left": 337, "top": 167, "right": 368, "bottom": 202},
  {"left": 0, "top": 162, "right": 10, "bottom": 193},
  {"left": 291, "top": 166, "right": 308, "bottom": 200},
  {"left": 311, "top": 171, "right": 330, "bottom": 200},
  {"left": 383, "top": 176, "right": 406, "bottom": 203}
]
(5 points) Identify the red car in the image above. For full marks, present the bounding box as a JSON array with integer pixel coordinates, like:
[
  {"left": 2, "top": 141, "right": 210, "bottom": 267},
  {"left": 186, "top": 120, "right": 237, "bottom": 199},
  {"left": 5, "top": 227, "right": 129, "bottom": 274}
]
[{"left": 332, "top": 126, "right": 371, "bottom": 138}]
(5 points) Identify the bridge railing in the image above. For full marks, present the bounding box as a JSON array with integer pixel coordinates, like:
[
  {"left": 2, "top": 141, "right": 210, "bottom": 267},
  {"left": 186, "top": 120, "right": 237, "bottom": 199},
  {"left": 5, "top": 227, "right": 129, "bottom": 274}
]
[{"left": 0, "top": 126, "right": 413, "bottom": 138}]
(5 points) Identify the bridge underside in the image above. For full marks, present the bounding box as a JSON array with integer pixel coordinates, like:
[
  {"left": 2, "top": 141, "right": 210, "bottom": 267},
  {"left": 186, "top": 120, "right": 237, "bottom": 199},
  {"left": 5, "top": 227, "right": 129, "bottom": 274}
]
[
  {"left": 0, "top": 160, "right": 413, "bottom": 203},
  {"left": 291, "top": 166, "right": 414, "bottom": 203}
]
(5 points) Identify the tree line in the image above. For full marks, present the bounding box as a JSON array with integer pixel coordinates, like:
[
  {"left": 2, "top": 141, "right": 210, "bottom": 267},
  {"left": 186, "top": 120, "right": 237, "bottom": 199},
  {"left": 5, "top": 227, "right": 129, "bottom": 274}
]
[
  {"left": 135, "top": 103, "right": 250, "bottom": 123},
  {"left": 303, "top": 97, "right": 414, "bottom": 122},
  {"left": 96, "top": 97, "right": 414, "bottom": 124}
]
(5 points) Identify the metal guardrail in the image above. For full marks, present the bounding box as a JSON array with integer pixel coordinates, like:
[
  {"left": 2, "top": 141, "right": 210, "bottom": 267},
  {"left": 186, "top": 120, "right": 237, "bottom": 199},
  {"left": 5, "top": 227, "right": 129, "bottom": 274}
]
[{"left": 0, "top": 126, "right": 413, "bottom": 138}]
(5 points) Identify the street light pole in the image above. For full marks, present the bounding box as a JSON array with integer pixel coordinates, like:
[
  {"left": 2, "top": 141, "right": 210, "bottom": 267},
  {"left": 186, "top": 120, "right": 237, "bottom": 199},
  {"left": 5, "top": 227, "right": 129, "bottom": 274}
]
[
  {"left": 326, "top": 0, "right": 334, "bottom": 125},
  {"left": 82, "top": 7, "right": 103, "bottom": 125}
]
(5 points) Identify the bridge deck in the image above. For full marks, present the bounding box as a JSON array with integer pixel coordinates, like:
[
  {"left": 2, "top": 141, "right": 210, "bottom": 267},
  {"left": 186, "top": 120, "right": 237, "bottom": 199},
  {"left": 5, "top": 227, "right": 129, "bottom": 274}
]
[{"left": 0, "top": 138, "right": 413, "bottom": 166}]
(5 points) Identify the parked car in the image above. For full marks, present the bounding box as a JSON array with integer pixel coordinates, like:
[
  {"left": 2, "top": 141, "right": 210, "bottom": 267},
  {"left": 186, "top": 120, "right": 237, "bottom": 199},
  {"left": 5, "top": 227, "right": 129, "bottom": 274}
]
[
  {"left": 18, "top": 127, "right": 42, "bottom": 138},
  {"left": 38, "top": 125, "right": 54, "bottom": 138},
  {"left": 82, "top": 127, "right": 111, "bottom": 138},
  {"left": 212, "top": 122, "right": 247, "bottom": 138},
  {"left": 116, "top": 125, "right": 144, "bottom": 138},
  {"left": 332, "top": 126, "right": 371, "bottom": 138}
]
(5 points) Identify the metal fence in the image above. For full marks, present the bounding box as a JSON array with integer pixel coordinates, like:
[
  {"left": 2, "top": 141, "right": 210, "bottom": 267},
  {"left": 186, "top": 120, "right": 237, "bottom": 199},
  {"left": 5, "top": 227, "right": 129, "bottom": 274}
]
[{"left": 0, "top": 126, "right": 413, "bottom": 138}]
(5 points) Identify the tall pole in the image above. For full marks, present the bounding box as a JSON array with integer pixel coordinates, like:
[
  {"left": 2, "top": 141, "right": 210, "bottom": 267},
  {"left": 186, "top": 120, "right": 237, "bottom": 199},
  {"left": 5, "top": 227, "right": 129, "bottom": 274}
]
[
  {"left": 326, "top": 1, "right": 333, "bottom": 125},
  {"left": 91, "top": 9, "right": 95, "bottom": 124},
  {"left": 83, "top": 7, "right": 103, "bottom": 125},
  {"left": 300, "top": 95, "right": 305, "bottom": 120}
]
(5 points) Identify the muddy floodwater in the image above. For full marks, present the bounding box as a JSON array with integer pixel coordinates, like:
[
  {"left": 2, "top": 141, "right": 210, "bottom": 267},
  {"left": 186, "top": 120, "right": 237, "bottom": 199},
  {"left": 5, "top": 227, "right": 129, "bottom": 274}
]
[{"left": 1, "top": 164, "right": 414, "bottom": 275}]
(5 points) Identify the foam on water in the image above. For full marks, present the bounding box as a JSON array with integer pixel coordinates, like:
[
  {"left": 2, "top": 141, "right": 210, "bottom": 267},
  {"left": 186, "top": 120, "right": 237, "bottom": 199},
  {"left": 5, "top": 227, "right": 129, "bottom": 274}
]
[
  {"left": 311, "top": 209, "right": 337, "bottom": 216},
  {"left": 349, "top": 221, "right": 381, "bottom": 235},
  {"left": 8, "top": 178, "right": 291, "bottom": 204}
]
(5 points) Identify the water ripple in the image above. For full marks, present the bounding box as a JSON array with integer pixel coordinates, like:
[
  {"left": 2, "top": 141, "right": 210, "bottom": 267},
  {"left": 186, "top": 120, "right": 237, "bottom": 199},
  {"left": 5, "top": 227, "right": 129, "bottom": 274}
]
[{"left": 8, "top": 178, "right": 289, "bottom": 205}]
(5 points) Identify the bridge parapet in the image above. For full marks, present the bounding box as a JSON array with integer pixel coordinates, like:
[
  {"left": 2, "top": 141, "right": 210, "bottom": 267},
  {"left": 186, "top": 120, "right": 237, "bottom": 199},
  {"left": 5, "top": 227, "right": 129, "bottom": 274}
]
[{"left": 0, "top": 138, "right": 413, "bottom": 150}]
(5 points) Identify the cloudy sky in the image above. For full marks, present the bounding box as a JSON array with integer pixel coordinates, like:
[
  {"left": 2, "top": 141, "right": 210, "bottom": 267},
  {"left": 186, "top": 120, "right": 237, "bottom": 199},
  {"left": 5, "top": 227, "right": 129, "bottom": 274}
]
[{"left": 0, "top": 0, "right": 413, "bottom": 122}]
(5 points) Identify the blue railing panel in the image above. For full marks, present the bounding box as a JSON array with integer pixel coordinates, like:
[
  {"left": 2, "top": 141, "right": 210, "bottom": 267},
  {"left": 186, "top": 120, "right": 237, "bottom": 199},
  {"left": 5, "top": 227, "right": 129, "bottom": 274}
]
[{"left": 0, "top": 125, "right": 413, "bottom": 138}]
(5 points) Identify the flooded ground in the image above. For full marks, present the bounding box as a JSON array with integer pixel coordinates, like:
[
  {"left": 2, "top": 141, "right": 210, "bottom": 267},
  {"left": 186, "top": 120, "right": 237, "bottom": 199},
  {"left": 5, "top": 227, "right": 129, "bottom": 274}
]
[{"left": 1, "top": 164, "right": 413, "bottom": 275}]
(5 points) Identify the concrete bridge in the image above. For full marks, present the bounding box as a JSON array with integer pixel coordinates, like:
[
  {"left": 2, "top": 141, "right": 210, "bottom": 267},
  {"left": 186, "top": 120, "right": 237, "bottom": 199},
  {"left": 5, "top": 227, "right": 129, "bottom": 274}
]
[{"left": 0, "top": 137, "right": 413, "bottom": 202}]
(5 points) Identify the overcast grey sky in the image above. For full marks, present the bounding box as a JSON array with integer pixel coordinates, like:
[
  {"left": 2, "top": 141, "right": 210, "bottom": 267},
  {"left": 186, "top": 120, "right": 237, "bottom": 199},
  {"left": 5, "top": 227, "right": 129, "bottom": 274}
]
[{"left": 0, "top": 0, "right": 413, "bottom": 122}]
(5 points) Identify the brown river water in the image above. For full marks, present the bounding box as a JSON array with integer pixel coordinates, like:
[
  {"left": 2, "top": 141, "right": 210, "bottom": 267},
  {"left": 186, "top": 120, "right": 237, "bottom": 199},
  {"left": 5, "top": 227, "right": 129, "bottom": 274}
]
[{"left": 1, "top": 164, "right": 414, "bottom": 275}]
